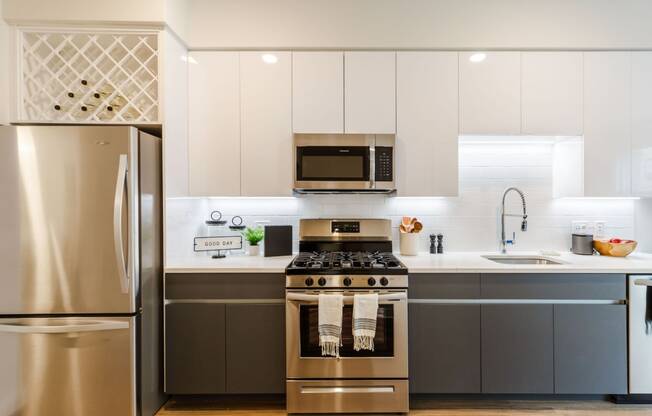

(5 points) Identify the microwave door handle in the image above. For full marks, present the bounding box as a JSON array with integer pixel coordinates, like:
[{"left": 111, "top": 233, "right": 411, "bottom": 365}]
[
  {"left": 0, "top": 320, "right": 129, "bottom": 334},
  {"left": 113, "top": 154, "right": 130, "bottom": 294},
  {"left": 369, "top": 143, "right": 375, "bottom": 189}
]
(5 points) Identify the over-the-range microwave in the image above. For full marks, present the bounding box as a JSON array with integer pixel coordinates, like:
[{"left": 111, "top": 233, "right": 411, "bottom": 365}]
[{"left": 293, "top": 134, "right": 396, "bottom": 193}]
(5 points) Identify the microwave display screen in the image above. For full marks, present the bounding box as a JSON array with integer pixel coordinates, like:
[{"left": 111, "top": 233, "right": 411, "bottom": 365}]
[{"left": 297, "top": 146, "right": 370, "bottom": 181}]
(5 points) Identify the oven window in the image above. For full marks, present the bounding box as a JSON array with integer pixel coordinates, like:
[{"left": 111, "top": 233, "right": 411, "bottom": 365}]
[
  {"left": 299, "top": 304, "right": 394, "bottom": 357},
  {"left": 297, "top": 147, "right": 369, "bottom": 181}
]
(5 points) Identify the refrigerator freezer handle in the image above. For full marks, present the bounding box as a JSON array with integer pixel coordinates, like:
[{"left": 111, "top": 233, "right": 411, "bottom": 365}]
[
  {"left": 0, "top": 320, "right": 129, "bottom": 334},
  {"left": 113, "top": 154, "right": 130, "bottom": 294}
]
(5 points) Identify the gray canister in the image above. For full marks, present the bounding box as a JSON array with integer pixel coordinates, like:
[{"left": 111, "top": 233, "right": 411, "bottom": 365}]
[{"left": 571, "top": 234, "right": 594, "bottom": 255}]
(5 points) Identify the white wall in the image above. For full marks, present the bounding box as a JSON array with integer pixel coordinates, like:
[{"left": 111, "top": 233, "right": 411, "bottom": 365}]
[
  {"left": 635, "top": 199, "right": 652, "bottom": 252},
  {"left": 1, "top": 0, "right": 189, "bottom": 42},
  {"left": 164, "top": 0, "right": 188, "bottom": 44},
  {"left": 166, "top": 139, "right": 637, "bottom": 262},
  {"left": 0, "top": 10, "right": 9, "bottom": 125},
  {"left": 5, "top": 1, "right": 652, "bottom": 50},
  {"left": 185, "top": 0, "right": 652, "bottom": 49},
  {"left": 2, "top": 0, "right": 165, "bottom": 26}
]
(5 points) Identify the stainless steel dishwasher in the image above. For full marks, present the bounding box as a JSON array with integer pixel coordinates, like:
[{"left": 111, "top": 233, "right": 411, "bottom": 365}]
[{"left": 629, "top": 275, "right": 652, "bottom": 396}]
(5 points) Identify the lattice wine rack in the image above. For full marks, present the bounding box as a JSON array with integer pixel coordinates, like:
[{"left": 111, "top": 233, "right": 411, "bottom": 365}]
[{"left": 18, "top": 29, "right": 160, "bottom": 123}]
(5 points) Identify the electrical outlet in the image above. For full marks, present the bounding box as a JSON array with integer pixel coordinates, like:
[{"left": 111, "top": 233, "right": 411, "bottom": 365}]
[
  {"left": 595, "top": 221, "right": 606, "bottom": 239},
  {"left": 571, "top": 221, "right": 588, "bottom": 235}
]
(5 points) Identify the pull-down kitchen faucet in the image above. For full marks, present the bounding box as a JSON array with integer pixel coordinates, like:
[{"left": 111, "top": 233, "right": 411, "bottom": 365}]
[{"left": 500, "top": 187, "right": 528, "bottom": 253}]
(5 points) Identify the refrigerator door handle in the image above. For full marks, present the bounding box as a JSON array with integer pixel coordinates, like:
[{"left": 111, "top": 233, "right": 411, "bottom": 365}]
[
  {"left": 114, "top": 154, "right": 130, "bottom": 294},
  {"left": 0, "top": 319, "right": 129, "bottom": 334}
]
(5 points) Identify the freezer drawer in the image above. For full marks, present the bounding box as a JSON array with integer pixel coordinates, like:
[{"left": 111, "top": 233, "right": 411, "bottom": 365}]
[{"left": 0, "top": 316, "right": 136, "bottom": 416}]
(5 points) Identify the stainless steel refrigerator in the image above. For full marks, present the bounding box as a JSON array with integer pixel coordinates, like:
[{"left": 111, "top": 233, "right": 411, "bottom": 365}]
[{"left": 0, "top": 126, "right": 165, "bottom": 416}]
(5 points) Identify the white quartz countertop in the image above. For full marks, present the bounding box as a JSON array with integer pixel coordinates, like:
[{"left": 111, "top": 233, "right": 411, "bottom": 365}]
[
  {"left": 166, "top": 251, "right": 652, "bottom": 274},
  {"left": 165, "top": 255, "right": 295, "bottom": 274},
  {"left": 397, "top": 251, "right": 652, "bottom": 274}
]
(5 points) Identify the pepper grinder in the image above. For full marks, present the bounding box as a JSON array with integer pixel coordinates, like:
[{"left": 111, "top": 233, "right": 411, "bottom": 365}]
[
  {"left": 436, "top": 234, "right": 444, "bottom": 254},
  {"left": 429, "top": 234, "right": 437, "bottom": 254}
]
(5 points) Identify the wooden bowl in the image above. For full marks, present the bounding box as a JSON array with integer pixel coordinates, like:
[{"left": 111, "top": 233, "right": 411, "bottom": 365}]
[{"left": 593, "top": 239, "right": 637, "bottom": 257}]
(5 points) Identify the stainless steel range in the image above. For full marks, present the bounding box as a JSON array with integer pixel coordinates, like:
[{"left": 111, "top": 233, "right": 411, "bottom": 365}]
[{"left": 285, "top": 219, "right": 409, "bottom": 414}]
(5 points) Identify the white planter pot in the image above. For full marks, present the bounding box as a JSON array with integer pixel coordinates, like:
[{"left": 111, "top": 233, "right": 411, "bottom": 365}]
[
  {"left": 248, "top": 245, "right": 260, "bottom": 256},
  {"left": 399, "top": 233, "right": 419, "bottom": 256}
]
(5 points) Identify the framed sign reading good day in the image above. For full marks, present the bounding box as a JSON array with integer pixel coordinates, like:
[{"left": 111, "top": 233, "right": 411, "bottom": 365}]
[{"left": 194, "top": 236, "right": 243, "bottom": 258}]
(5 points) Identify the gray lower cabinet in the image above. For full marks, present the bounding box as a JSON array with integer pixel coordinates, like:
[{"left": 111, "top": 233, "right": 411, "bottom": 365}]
[
  {"left": 409, "top": 274, "right": 480, "bottom": 299},
  {"left": 164, "top": 303, "right": 285, "bottom": 395},
  {"left": 554, "top": 304, "right": 627, "bottom": 394},
  {"left": 481, "top": 304, "right": 554, "bottom": 393},
  {"left": 165, "top": 303, "right": 227, "bottom": 394},
  {"left": 225, "top": 304, "right": 286, "bottom": 393},
  {"left": 164, "top": 273, "right": 285, "bottom": 395},
  {"left": 481, "top": 274, "right": 626, "bottom": 300},
  {"left": 409, "top": 304, "right": 481, "bottom": 393}
]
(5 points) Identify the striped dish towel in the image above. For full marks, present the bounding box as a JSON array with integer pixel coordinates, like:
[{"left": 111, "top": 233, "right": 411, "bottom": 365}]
[
  {"left": 318, "top": 293, "right": 344, "bottom": 357},
  {"left": 353, "top": 293, "right": 379, "bottom": 351}
]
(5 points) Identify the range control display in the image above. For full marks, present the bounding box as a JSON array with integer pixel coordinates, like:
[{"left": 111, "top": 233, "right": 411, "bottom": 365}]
[{"left": 331, "top": 221, "right": 360, "bottom": 233}]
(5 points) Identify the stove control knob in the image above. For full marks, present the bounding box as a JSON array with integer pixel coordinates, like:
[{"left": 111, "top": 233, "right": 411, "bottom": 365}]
[
  {"left": 380, "top": 277, "right": 389, "bottom": 286},
  {"left": 343, "top": 277, "right": 352, "bottom": 287},
  {"left": 318, "top": 277, "right": 327, "bottom": 287},
  {"left": 368, "top": 277, "right": 376, "bottom": 286},
  {"left": 305, "top": 277, "right": 314, "bottom": 287}
]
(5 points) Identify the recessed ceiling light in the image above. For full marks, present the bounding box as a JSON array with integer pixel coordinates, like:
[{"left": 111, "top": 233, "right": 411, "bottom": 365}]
[
  {"left": 469, "top": 53, "right": 487, "bottom": 63},
  {"left": 261, "top": 53, "right": 278, "bottom": 64}
]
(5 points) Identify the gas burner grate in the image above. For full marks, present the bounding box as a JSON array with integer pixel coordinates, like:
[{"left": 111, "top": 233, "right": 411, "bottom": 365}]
[{"left": 289, "top": 251, "right": 404, "bottom": 273}]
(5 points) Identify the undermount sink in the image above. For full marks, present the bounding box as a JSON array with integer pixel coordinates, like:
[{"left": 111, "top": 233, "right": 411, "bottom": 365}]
[{"left": 482, "top": 255, "right": 565, "bottom": 265}]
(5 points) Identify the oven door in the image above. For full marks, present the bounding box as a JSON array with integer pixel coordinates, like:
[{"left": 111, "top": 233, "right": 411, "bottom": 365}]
[
  {"left": 286, "top": 289, "right": 408, "bottom": 379},
  {"left": 294, "top": 146, "right": 371, "bottom": 190}
]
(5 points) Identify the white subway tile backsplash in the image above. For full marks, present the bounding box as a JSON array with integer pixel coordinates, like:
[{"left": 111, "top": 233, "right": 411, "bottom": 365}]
[{"left": 166, "top": 140, "right": 638, "bottom": 262}]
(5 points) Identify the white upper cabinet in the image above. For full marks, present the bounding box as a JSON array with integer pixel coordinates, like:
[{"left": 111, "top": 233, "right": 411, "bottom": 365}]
[
  {"left": 396, "top": 52, "right": 459, "bottom": 197},
  {"left": 344, "top": 52, "right": 396, "bottom": 134},
  {"left": 583, "top": 52, "right": 632, "bottom": 197},
  {"left": 292, "top": 52, "right": 344, "bottom": 133},
  {"left": 521, "top": 52, "right": 583, "bottom": 136},
  {"left": 240, "top": 52, "right": 293, "bottom": 196},
  {"left": 632, "top": 52, "right": 652, "bottom": 197},
  {"left": 459, "top": 52, "right": 521, "bottom": 135},
  {"left": 188, "top": 51, "right": 241, "bottom": 196}
]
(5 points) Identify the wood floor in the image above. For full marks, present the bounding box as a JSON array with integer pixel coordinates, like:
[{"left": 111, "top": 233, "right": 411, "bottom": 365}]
[{"left": 157, "top": 396, "right": 652, "bottom": 416}]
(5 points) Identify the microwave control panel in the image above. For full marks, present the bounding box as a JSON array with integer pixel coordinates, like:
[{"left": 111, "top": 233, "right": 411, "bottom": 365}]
[{"left": 375, "top": 147, "right": 394, "bottom": 182}]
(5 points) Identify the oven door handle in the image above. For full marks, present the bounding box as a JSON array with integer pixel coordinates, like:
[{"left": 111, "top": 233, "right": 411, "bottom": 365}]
[
  {"left": 301, "top": 386, "right": 395, "bottom": 394},
  {"left": 286, "top": 292, "right": 406, "bottom": 304}
]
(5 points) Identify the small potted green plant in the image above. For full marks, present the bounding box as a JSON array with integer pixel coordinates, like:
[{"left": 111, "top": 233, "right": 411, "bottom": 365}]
[{"left": 242, "top": 226, "right": 264, "bottom": 256}]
